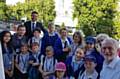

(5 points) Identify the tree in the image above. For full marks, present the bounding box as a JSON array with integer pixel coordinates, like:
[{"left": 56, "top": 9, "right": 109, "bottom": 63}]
[
  {"left": 2, "top": 0, "right": 55, "bottom": 27},
  {"left": 73, "top": 0, "right": 120, "bottom": 38}
]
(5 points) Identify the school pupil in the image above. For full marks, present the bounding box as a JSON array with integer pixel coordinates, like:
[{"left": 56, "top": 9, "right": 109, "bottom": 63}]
[
  {"left": 66, "top": 47, "right": 85, "bottom": 79},
  {"left": 15, "top": 44, "right": 30, "bottom": 79},
  {"left": 0, "top": 31, "right": 14, "bottom": 79},
  {"left": 49, "top": 62, "right": 68, "bottom": 79},
  {"left": 78, "top": 55, "right": 98, "bottom": 79},
  {"left": 39, "top": 46, "right": 57, "bottom": 79},
  {"left": 54, "top": 28, "right": 72, "bottom": 62},
  {"left": 12, "top": 24, "right": 28, "bottom": 54},
  {"left": 28, "top": 42, "right": 41, "bottom": 79},
  {"left": 28, "top": 28, "right": 48, "bottom": 55}
]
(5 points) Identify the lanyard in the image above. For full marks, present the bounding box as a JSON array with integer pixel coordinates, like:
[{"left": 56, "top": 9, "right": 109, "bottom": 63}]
[
  {"left": 21, "top": 54, "right": 28, "bottom": 71},
  {"left": 45, "top": 58, "right": 53, "bottom": 72},
  {"left": 33, "top": 53, "right": 39, "bottom": 63}
]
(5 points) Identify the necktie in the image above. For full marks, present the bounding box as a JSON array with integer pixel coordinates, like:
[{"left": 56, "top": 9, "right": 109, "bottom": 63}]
[
  {"left": 64, "top": 41, "right": 67, "bottom": 48},
  {"left": 32, "top": 23, "right": 35, "bottom": 31}
]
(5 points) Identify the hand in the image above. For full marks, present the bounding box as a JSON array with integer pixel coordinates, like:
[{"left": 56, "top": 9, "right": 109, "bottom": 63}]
[
  {"left": 42, "top": 72, "right": 48, "bottom": 77},
  {"left": 8, "top": 71, "right": 13, "bottom": 77},
  {"left": 63, "top": 48, "right": 70, "bottom": 52},
  {"left": 32, "top": 63, "right": 39, "bottom": 66}
]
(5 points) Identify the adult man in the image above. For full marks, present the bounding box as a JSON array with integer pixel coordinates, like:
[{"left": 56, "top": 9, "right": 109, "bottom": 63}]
[
  {"left": 100, "top": 38, "right": 120, "bottom": 79},
  {"left": 24, "top": 11, "right": 46, "bottom": 38}
]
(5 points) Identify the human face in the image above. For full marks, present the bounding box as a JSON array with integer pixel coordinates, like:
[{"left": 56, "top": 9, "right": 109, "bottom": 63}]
[
  {"left": 85, "top": 42, "right": 95, "bottom": 50},
  {"left": 17, "top": 27, "right": 26, "bottom": 36},
  {"left": 46, "top": 50, "right": 53, "bottom": 58},
  {"left": 56, "top": 70, "right": 65, "bottom": 79},
  {"left": 32, "top": 45, "right": 39, "bottom": 53},
  {"left": 48, "top": 25, "right": 55, "bottom": 33},
  {"left": 33, "top": 31, "right": 40, "bottom": 38},
  {"left": 101, "top": 42, "right": 117, "bottom": 63},
  {"left": 75, "top": 48, "right": 84, "bottom": 61},
  {"left": 60, "top": 30, "right": 67, "bottom": 38},
  {"left": 73, "top": 34, "right": 81, "bottom": 44},
  {"left": 21, "top": 45, "right": 28, "bottom": 54},
  {"left": 84, "top": 60, "right": 96, "bottom": 72},
  {"left": 3, "top": 33, "right": 11, "bottom": 43},
  {"left": 31, "top": 13, "right": 38, "bottom": 22}
]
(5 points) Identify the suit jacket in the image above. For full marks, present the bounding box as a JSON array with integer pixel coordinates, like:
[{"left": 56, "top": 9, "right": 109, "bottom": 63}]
[{"left": 24, "top": 21, "right": 46, "bottom": 38}]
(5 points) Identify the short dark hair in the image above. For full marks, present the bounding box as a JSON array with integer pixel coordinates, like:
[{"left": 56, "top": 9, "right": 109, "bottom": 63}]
[
  {"left": 33, "top": 28, "right": 41, "bottom": 33},
  {"left": 59, "top": 28, "right": 67, "bottom": 34},
  {"left": 17, "top": 24, "right": 26, "bottom": 31},
  {"left": 31, "top": 11, "right": 38, "bottom": 15}
]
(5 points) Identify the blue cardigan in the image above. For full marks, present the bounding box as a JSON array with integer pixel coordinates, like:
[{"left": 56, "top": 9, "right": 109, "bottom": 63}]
[{"left": 54, "top": 37, "right": 72, "bottom": 57}]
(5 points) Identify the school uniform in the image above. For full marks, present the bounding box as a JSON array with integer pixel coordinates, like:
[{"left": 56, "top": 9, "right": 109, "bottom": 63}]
[
  {"left": 68, "top": 43, "right": 83, "bottom": 57},
  {"left": 65, "top": 56, "right": 85, "bottom": 79},
  {"left": 54, "top": 37, "right": 72, "bottom": 62},
  {"left": 78, "top": 70, "right": 98, "bottom": 79},
  {"left": 15, "top": 52, "right": 30, "bottom": 79},
  {"left": 45, "top": 32, "right": 59, "bottom": 47},
  {"left": 3, "top": 53, "right": 14, "bottom": 79},
  {"left": 85, "top": 48, "right": 104, "bottom": 74},
  {"left": 12, "top": 33, "right": 28, "bottom": 54},
  {"left": 28, "top": 36, "right": 48, "bottom": 55},
  {"left": 40, "top": 55, "right": 57, "bottom": 72},
  {"left": 28, "top": 51, "right": 41, "bottom": 79}
]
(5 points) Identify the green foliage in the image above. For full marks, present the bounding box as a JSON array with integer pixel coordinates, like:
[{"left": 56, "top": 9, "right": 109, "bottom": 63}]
[
  {"left": 0, "top": 0, "right": 55, "bottom": 27},
  {"left": 73, "top": 0, "right": 120, "bottom": 38}
]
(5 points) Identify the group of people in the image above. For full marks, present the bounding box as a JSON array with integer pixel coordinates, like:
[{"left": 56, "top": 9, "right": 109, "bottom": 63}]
[{"left": 1, "top": 11, "right": 120, "bottom": 79}]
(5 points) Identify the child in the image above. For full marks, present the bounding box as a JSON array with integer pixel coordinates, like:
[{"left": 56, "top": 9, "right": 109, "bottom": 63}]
[
  {"left": 15, "top": 43, "right": 30, "bottom": 79},
  {"left": 54, "top": 28, "right": 72, "bottom": 62},
  {"left": 46, "top": 22, "right": 59, "bottom": 47},
  {"left": 39, "top": 46, "right": 58, "bottom": 79},
  {"left": 0, "top": 31, "right": 14, "bottom": 79},
  {"left": 28, "top": 42, "right": 41, "bottom": 79},
  {"left": 85, "top": 36, "right": 104, "bottom": 74},
  {"left": 12, "top": 24, "right": 28, "bottom": 54},
  {"left": 66, "top": 47, "right": 85, "bottom": 79},
  {"left": 28, "top": 28, "right": 48, "bottom": 55},
  {"left": 49, "top": 62, "right": 68, "bottom": 79},
  {"left": 68, "top": 31, "right": 84, "bottom": 57},
  {"left": 78, "top": 55, "right": 98, "bottom": 79}
]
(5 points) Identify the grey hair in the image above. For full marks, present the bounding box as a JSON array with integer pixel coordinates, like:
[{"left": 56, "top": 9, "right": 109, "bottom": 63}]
[
  {"left": 102, "top": 37, "right": 119, "bottom": 50},
  {"left": 96, "top": 33, "right": 109, "bottom": 42}
]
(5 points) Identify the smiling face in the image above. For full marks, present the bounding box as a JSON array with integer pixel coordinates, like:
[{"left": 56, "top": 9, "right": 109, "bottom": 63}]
[
  {"left": 3, "top": 32, "right": 11, "bottom": 43},
  {"left": 17, "top": 26, "right": 26, "bottom": 36},
  {"left": 101, "top": 38, "right": 118, "bottom": 63},
  {"left": 75, "top": 48, "right": 85, "bottom": 61}
]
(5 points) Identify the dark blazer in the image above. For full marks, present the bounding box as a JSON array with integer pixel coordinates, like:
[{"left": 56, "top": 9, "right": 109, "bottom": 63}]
[{"left": 24, "top": 21, "right": 46, "bottom": 38}]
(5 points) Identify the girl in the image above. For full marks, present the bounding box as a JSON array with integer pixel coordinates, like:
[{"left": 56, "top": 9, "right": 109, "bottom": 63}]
[
  {"left": 66, "top": 47, "right": 85, "bottom": 79},
  {"left": 49, "top": 62, "right": 68, "bottom": 79},
  {"left": 68, "top": 31, "right": 84, "bottom": 57},
  {"left": 0, "top": 31, "right": 14, "bottom": 79},
  {"left": 39, "top": 46, "right": 57, "bottom": 79}
]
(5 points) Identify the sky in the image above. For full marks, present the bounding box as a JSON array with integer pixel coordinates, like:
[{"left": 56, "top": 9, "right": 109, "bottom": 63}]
[{"left": 6, "top": 0, "right": 25, "bottom": 5}]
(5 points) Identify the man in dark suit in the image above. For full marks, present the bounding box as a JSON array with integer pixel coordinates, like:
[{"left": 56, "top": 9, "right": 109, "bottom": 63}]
[{"left": 24, "top": 11, "right": 46, "bottom": 38}]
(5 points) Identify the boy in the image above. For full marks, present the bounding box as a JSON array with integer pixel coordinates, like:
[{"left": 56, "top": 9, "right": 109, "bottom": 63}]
[
  {"left": 28, "top": 42, "right": 41, "bottom": 79},
  {"left": 78, "top": 55, "right": 98, "bottom": 79},
  {"left": 15, "top": 44, "right": 30, "bottom": 79},
  {"left": 12, "top": 24, "right": 28, "bottom": 54}
]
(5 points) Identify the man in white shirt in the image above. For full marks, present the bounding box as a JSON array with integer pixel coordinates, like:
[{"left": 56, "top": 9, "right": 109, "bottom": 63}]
[{"left": 100, "top": 38, "right": 120, "bottom": 79}]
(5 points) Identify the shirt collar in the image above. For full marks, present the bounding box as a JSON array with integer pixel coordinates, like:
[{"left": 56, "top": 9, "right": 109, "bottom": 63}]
[
  {"left": 104, "top": 56, "right": 120, "bottom": 69},
  {"left": 31, "top": 21, "right": 37, "bottom": 24}
]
